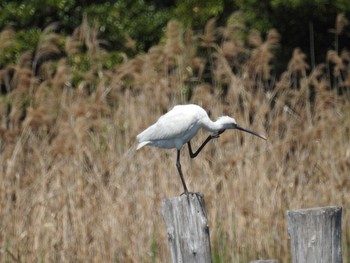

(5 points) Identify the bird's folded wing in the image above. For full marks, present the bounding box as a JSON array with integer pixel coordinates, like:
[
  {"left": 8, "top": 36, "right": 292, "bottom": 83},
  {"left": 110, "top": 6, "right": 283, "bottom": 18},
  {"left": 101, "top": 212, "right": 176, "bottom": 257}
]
[{"left": 137, "top": 112, "right": 197, "bottom": 142}]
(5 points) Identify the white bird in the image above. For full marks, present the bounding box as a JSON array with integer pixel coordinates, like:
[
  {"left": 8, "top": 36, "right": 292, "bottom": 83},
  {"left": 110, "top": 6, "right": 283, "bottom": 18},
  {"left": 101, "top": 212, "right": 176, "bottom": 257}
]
[{"left": 137, "top": 104, "right": 266, "bottom": 194}]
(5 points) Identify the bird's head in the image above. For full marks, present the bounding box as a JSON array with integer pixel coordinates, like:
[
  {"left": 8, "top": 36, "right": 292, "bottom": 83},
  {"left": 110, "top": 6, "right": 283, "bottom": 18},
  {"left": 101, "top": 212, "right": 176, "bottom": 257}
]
[
  {"left": 216, "top": 116, "right": 238, "bottom": 129},
  {"left": 216, "top": 116, "right": 267, "bottom": 140}
]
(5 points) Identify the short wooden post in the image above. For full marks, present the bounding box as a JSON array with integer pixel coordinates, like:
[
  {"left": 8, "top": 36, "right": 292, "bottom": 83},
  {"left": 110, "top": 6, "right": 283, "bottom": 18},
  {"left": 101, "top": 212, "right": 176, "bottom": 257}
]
[
  {"left": 250, "top": 260, "right": 279, "bottom": 263},
  {"left": 287, "top": 206, "right": 342, "bottom": 263},
  {"left": 161, "top": 193, "right": 212, "bottom": 263}
]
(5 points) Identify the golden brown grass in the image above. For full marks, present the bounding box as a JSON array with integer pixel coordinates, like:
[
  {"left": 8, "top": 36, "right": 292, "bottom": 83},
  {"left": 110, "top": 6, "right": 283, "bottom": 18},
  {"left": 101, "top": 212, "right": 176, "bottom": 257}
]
[{"left": 1, "top": 15, "right": 350, "bottom": 262}]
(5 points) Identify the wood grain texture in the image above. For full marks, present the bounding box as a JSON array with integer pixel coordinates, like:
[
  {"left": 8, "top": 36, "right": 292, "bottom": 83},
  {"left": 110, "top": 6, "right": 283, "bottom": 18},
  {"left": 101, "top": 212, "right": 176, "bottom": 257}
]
[
  {"left": 161, "top": 193, "right": 212, "bottom": 263},
  {"left": 287, "top": 206, "right": 342, "bottom": 263}
]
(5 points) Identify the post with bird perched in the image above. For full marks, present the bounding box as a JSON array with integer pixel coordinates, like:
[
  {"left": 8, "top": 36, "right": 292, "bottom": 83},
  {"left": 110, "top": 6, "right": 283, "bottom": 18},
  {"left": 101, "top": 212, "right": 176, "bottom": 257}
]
[
  {"left": 161, "top": 194, "right": 212, "bottom": 263},
  {"left": 137, "top": 104, "right": 267, "bottom": 262}
]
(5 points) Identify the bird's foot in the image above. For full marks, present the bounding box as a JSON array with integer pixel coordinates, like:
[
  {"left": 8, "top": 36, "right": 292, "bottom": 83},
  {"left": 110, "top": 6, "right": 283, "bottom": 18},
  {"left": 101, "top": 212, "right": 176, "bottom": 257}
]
[
  {"left": 180, "top": 191, "right": 189, "bottom": 196},
  {"left": 180, "top": 191, "right": 203, "bottom": 198},
  {"left": 180, "top": 191, "right": 205, "bottom": 210},
  {"left": 212, "top": 129, "right": 225, "bottom": 139},
  {"left": 211, "top": 134, "right": 220, "bottom": 139}
]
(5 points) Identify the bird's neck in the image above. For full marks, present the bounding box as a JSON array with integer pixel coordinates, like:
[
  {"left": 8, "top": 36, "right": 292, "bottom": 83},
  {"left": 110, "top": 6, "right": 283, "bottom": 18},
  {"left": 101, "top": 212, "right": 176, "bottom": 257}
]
[{"left": 202, "top": 118, "right": 222, "bottom": 132}]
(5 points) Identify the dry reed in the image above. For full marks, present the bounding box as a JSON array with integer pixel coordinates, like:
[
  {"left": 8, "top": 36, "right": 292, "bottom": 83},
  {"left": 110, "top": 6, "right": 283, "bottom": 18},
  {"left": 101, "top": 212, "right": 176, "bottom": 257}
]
[{"left": 0, "top": 14, "right": 350, "bottom": 263}]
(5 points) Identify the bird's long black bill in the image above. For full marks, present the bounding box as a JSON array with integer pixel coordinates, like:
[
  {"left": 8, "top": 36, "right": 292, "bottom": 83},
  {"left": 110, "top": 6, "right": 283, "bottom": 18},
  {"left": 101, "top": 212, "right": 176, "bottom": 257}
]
[{"left": 236, "top": 125, "right": 267, "bottom": 140}]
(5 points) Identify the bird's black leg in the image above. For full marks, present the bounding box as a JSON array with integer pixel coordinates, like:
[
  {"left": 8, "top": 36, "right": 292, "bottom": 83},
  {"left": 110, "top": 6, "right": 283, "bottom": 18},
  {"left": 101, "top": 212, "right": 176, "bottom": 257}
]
[
  {"left": 176, "top": 150, "right": 189, "bottom": 195},
  {"left": 187, "top": 129, "right": 225, "bottom": 158}
]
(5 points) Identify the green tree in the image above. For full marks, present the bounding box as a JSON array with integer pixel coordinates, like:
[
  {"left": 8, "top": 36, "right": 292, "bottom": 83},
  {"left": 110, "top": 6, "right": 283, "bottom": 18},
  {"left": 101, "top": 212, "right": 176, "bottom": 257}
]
[
  {"left": 0, "top": 0, "right": 171, "bottom": 57},
  {"left": 234, "top": 0, "right": 350, "bottom": 69},
  {"left": 1, "top": 0, "right": 349, "bottom": 72},
  {"left": 172, "top": 0, "right": 227, "bottom": 29}
]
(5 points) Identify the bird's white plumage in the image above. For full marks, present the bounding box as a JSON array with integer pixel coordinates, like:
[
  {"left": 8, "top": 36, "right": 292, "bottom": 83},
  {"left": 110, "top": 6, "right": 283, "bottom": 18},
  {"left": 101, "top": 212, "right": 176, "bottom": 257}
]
[
  {"left": 136, "top": 103, "right": 266, "bottom": 194},
  {"left": 137, "top": 104, "right": 209, "bottom": 150},
  {"left": 136, "top": 103, "right": 266, "bottom": 152}
]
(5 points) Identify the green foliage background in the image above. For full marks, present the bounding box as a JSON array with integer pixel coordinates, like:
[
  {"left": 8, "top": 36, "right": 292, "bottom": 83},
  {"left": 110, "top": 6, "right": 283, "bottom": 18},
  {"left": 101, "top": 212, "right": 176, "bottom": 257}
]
[{"left": 1, "top": 0, "right": 349, "bottom": 66}]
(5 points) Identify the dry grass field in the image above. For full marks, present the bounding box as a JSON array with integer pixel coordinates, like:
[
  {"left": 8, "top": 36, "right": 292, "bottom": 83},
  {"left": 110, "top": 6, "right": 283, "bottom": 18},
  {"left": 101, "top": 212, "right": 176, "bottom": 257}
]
[{"left": 1, "top": 13, "right": 350, "bottom": 262}]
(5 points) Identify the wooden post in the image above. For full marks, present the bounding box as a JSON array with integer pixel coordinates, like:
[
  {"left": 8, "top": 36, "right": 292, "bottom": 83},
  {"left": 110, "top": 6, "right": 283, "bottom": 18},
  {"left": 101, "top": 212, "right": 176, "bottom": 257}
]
[
  {"left": 287, "top": 206, "right": 342, "bottom": 263},
  {"left": 250, "top": 260, "right": 279, "bottom": 263},
  {"left": 161, "top": 193, "right": 212, "bottom": 263}
]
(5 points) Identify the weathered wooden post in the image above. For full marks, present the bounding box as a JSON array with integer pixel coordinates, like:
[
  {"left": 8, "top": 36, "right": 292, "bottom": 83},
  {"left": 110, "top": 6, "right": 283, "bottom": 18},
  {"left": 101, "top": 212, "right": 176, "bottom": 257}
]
[
  {"left": 250, "top": 260, "right": 279, "bottom": 263},
  {"left": 161, "top": 193, "right": 212, "bottom": 263},
  {"left": 287, "top": 206, "right": 342, "bottom": 263}
]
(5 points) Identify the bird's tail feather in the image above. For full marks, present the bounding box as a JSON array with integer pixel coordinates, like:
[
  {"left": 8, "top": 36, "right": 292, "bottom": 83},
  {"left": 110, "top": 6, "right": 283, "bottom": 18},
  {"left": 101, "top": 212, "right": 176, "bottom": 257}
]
[{"left": 136, "top": 141, "right": 150, "bottom": 150}]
